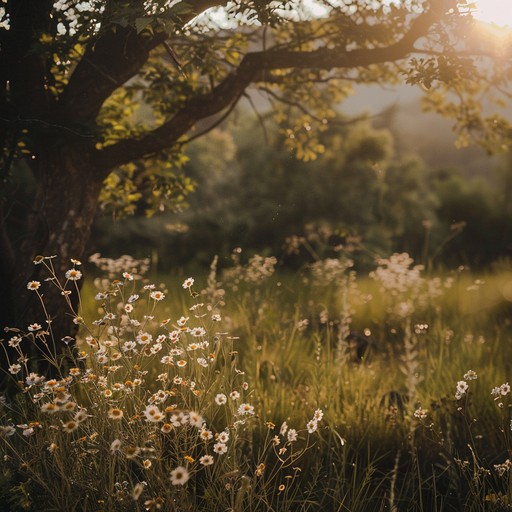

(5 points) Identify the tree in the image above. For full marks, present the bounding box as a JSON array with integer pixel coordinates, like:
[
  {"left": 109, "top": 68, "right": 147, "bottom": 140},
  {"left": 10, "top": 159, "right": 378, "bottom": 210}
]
[{"left": 0, "top": 0, "right": 510, "bottom": 371}]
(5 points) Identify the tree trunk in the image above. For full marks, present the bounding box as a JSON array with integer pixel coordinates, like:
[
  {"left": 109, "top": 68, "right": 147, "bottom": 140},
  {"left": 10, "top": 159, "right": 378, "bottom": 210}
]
[{"left": 1, "top": 140, "right": 104, "bottom": 386}]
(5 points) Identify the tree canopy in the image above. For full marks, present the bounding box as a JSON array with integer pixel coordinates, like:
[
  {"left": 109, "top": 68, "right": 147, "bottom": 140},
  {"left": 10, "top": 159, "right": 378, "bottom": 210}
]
[{"left": 0, "top": 0, "right": 510, "bottom": 356}]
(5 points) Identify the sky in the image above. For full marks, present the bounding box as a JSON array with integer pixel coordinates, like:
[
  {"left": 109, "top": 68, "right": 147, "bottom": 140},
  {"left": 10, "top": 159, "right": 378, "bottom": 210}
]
[{"left": 470, "top": 0, "right": 512, "bottom": 27}]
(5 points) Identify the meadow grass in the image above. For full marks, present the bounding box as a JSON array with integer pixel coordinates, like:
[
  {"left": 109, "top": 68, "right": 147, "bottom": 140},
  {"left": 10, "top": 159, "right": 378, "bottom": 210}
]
[{"left": 1, "top": 253, "right": 512, "bottom": 511}]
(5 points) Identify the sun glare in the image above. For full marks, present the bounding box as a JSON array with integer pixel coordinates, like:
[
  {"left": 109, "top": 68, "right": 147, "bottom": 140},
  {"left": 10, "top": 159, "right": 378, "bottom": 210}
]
[{"left": 471, "top": 0, "right": 512, "bottom": 28}]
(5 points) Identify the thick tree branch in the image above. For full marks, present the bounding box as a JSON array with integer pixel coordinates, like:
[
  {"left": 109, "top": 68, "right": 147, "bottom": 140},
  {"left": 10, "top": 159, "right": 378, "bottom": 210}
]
[
  {"left": 56, "top": 27, "right": 168, "bottom": 124},
  {"left": 57, "top": 0, "right": 229, "bottom": 125},
  {"left": 95, "top": 0, "right": 453, "bottom": 172}
]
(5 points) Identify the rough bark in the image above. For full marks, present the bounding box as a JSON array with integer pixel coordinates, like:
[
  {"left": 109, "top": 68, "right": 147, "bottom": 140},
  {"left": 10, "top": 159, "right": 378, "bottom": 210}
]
[{"left": 1, "top": 139, "right": 103, "bottom": 384}]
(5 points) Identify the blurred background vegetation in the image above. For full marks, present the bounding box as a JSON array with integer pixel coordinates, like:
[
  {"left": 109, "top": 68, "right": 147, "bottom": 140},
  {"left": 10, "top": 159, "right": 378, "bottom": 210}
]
[{"left": 91, "top": 92, "right": 512, "bottom": 274}]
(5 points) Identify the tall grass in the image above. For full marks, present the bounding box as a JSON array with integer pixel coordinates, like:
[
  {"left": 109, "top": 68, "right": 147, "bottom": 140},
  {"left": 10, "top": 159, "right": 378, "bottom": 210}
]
[{"left": 1, "top": 252, "right": 512, "bottom": 511}]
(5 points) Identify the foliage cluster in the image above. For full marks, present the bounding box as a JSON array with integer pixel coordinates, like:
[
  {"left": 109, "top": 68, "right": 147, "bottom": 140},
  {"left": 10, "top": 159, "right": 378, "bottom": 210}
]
[{"left": 94, "top": 113, "right": 512, "bottom": 271}]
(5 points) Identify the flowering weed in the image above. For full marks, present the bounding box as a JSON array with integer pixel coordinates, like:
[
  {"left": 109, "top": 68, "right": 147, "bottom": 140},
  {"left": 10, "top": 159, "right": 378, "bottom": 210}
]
[{"left": 0, "top": 256, "right": 324, "bottom": 512}]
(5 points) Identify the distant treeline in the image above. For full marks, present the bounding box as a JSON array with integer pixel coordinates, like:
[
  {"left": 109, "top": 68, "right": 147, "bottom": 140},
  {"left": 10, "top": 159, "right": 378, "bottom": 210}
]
[{"left": 92, "top": 111, "right": 512, "bottom": 272}]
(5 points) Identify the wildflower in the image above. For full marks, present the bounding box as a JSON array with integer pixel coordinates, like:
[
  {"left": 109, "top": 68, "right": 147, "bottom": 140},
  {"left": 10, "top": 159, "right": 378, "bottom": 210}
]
[
  {"left": 143, "top": 459, "right": 152, "bottom": 469},
  {"left": 182, "top": 278, "right": 194, "bottom": 289},
  {"left": 177, "top": 316, "right": 189, "bottom": 327},
  {"left": 122, "top": 272, "right": 134, "bottom": 281},
  {"left": 126, "top": 446, "right": 140, "bottom": 459},
  {"left": 27, "top": 281, "right": 41, "bottom": 290},
  {"left": 197, "top": 357, "right": 208, "bottom": 367},
  {"left": 495, "top": 463, "right": 510, "bottom": 478},
  {"left": 213, "top": 442, "right": 228, "bottom": 454},
  {"left": 74, "top": 409, "right": 90, "bottom": 423},
  {"left": 111, "top": 352, "right": 122, "bottom": 361},
  {"left": 160, "top": 355, "right": 173, "bottom": 366},
  {"left": 8, "top": 364, "right": 21, "bottom": 375},
  {"left": 128, "top": 294, "right": 139, "bottom": 303},
  {"left": 212, "top": 314, "right": 221, "bottom": 322},
  {"left": 215, "top": 394, "right": 227, "bottom": 405},
  {"left": 110, "top": 439, "right": 122, "bottom": 453},
  {"left": 161, "top": 423, "right": 173, "bottom": 434},
  {"left": 170, "top": 466, "right": 190, "bottom": 485},
  {"left": 97, "top": 353, "right": 108, "bottom": 364},
  {"left": 122, "top": 340, "right": 137, "bottom": 353},
  {"left": 176, "top": 359, "right": 187, "bottom": 368},
  {"left": 22, "top": 427, "right": 35, "bottom": 437},
  {"left": 62, "top": 420, "right": 79, "bottom": 434},
  {"left": 456, "top": 380, "right": 469, "bottom": 397},
  {"left": 199, "top": 428, "right": 213, "bottom": 441},
  {"left": 132, "top": 483, "right": 144, "bottom": 501},
  {"left": 149, "top": 343, "right": 163, "bottom": 355},
  {"left": 184, "top": 455, "right": 195, "bottom": 463},
  {"left": 464, "top": 370, "right": 478, "bottom": 381},
  {"left": 65, "top": 269, "right": 82, "bottom": 280},
  {"left": 41, "top": 402, "right": 59, "bottom": 414},
  {"left": 68, "top": 367, "right": 81, "bottom": 377},
  {"left": 188, "top": 411, "right": 204, "bottom": 428},
  {"left": 144, "top": 497, "right": 164, "bottom": 510},
  {"left": 272, "top": 435, "right": 280, "bottom": 446},
  {"left": 8, "top": 336, "right": 22, "bottom": 347},
  {"left": 137, "top": 332, "right": 153, "bottom": 345},
  {"left": 144, "top": 405, "right": 164, "bottom": 423},
  {"left": 287, "top": 429, "right": 298, "bottom": 443},
  {"left": 170, "top": 412, "right": 188, "bottom": 427},
  {"left": 501, "top": 383, "right": 511, "bottom": 396},
  {"left": 414, "top": 407, "right": 428, "bottom": 420},
  {"left": 44, "top": 379, "right": 59, "bottom": 389},
  {"left": 26, "top": 372, "right": 45, "bottom": 386},
  {"left": 238, "top": 403, "right": 255, "bottom": 416},
  {"left": 61, "top": 401, "right": 77, "bottom": 412},
  {"left": 150, "top": 389, "right": 167, "bottom": 404},
  {"left": 48, "top": 442, "right": 58, "bottom": 453},
  {"left": 108, "top": 408, "right": 124, "bottom": 421},
  {"left": 229, "top": 390, "right": 240, "bottom": 401},
  {"left": 124, "top": 304, "right": 134, "bottom": 313},
  {"left": 297, "top": 319, "right": 309, "bottom": 332},
  {"left": 28, "top": 323, "right": 42, "bottom": 331},
  {"left": 190, "top": 327, "right": 206, "bottom": 337},
  {"left": 280, "top": 422, "right": 288, "bottom": 436},
  {"left": 150, "top": 290, "right": 165, "bottom": 301},
  {"left": 217, "top": 430, "right": 230, "bottom": 443},
  {"left": 200, "top": 455, "right": 214, "bottom": 466},
  {"left": 255, "top": 463, "right": 265, "bottom": 477},
  {"left": 169, "top": 330, "right": 180, "bottom": 343},
  {"left": 313, "top": 409, "right": 324, "bottom": 422},
  {"left": 306, "top": 419, "right": 318, "bottom": 433},
  {"left": 0, "top": 426, "right": 16, "bottom": 437}
]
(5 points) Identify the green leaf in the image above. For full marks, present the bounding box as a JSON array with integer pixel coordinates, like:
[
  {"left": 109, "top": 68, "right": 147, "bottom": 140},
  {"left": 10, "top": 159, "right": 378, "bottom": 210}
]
[
  {"left": 135, "top": 17, "right": 153, "bottom": 34},
  {"left": 167, "top": 2, "right": 192, "bottom": 15}
]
